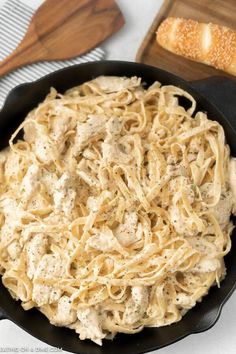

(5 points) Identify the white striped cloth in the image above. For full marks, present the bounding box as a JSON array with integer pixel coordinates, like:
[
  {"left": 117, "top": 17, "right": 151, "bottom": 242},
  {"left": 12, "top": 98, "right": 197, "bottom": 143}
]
[{"left": 0, "top": 0, "right": 105, "bottom": 108}]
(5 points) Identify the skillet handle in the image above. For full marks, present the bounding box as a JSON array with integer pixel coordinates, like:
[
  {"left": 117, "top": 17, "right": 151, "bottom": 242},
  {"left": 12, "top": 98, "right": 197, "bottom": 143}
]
[
  {"left": 189, "top": 76, "right": 236, "bottom": 128},
  {"left": 0, "top": 308, "right": 6, "bottom": 320}
]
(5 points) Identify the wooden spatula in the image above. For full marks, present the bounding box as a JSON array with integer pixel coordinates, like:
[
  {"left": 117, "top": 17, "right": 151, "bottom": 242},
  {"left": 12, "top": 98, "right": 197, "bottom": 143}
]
[{"left": 0, "top": 0, "right": 124, "bottom": 77}]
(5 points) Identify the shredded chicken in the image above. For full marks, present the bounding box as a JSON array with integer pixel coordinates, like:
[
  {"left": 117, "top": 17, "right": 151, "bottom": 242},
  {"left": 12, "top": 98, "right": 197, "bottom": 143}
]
[
  {"left": 53, "top": 173, "right": 76, "bottom": 216},
  {"left": 212, "top": 190, "right": 233, "bottom": 228},
  {"left": 93, "top": 76, "right": 141, "bottom": 93},
  {"left": 169, "top": 205, "right": 188, "bottom": 236},
  {"left": 32, "top": 254, "right": 65, "bottom": 306},
  {"left": 123, "top": 286, "right": 149, "bottom": 324},
  {"left": 21, "top": 165, "right": 40, "bottom": 200},
  {"left": 75, "top": 114, "right": 107, "bottom": 153},
  {"left": 190, "top": 257, "right": 223, "bottom": 273},
  {"left": 86, "top": 226, "right": 128, "bottom": 256},
  {"left": 175, "top": 293, "right": 196, "bottom": 309},
  {"left": 26, "top": 234, "right": 48, "bottom": 280},
  {"left": 76, "top": 307, "right": 106, "bottom": 346},
  {"left": 51, "top": 296, "right": 77, "bottom": 326},
  {"left": 115, "top": 212, "right": 141, "bottom": 246}
]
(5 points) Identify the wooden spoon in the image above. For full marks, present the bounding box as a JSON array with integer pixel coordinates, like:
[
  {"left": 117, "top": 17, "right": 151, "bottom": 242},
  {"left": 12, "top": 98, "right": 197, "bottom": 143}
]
[{"left": 0, "top": 0, "right": 124, "bottom": 77}]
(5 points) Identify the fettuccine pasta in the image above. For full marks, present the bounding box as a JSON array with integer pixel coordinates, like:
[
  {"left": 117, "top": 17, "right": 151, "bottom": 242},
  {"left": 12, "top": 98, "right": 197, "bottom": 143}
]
[{"left": 0, "top": 76, "right": 235, "bottom": 345}]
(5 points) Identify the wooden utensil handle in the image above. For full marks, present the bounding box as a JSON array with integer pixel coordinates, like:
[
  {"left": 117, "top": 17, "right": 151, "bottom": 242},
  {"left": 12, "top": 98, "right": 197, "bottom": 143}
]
[
  {"left": 0, "top": 0, "right": 124, "bottom": 77},
  {"left": 0, "top": 51, "right": 40, "bottom": 78},
  {"left": 0, "top": 23, "right": 46, "bottom": 77}
]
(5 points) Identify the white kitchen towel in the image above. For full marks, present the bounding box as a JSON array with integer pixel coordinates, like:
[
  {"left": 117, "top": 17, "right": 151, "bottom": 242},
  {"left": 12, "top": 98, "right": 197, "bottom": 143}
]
[{"left": 0, "top": 0, "right": 105, "bottom": 108}]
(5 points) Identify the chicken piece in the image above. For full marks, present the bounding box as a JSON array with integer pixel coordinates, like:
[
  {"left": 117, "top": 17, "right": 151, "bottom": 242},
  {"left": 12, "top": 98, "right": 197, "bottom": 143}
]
[
  {"left": 32, "top": 254, "right": 65, "bottom": 306},
  {"left": 27, "top": 192, "right": 50, "bottom": 212},
  {"left": 169, "top": 198, "right": 202, "bottom": 237},
  {"left": 92, "top": 76, "right": 141, "bottom": 93},
  {"left": 0, "top": 148, "right": 9, "bottom": 161},
  {"left": 33, "top": 135, "right": 54, "bottom": 164},
  {"left": 187, "top": 236, "right": 217, "bottom": 255},
  {"left": 76, "top": 307, "right": 105, "bottom": 346},
  {"left": 183, "top": 184, "right": 195, "bottom": 204},
  {"left": 102, "top": 141, "right": 132, "bottom": 165},
  {"left": 169, "top": 204, "right": 187, "bottom": 236},
  {"left": 0, "top": 197, "right": 20, "bottom": 217},
  {"left": 168, "top": 176, "right": 183, "bottom": 194},
  {"left": 24, "top": 124, "right": 36, "bottom": 146},
  {"left": 51, "top": 296, "right": 77, "bottom": 326},
  {"left": 212, "top": 190, "right": 233, "bottom": 228},
  {"left": 21, "top": 165, "right": 40, "bottom": 200},
  {"left": 106, "top": 116, "right": 123, "bottom": 136},
  {"left": 175, "top": 293, "right": 196, "bottom": 309},
  {"left": 40, "top": 170, "right": 58, "bottom": 197},
  {"left": 86, "top": 226, "right": 127, "bottom": 255},
  {"left": 101, "top": 116, "right": 132, "bottom": 165},
  {"left": 0, "top": 222, "right": 10, "bottom": 246},
  {"left": 114, "top": 212, "right": 141, "bottom": 247},
  {"left": 50, "top": 113, "right": 76, "bottom": 154},
  {"left": 75, "top": 114, "right": 107, "bottom": 153},
  {"left": 190, "top": 257, "right": 223, "bottom": 273},
  {"left": 166, "top": 164, "right": 187, "bottom": 178},
  {"left": 86, "top": 196, "right": 98, "bottom": 212},
  {"left": 86, "top": 227, "right": 117, "bottom": 252},
  {"left": 199, "top": 183, "right": 214, "bottom": 199},
  {"left": 51, "top": 113, "right": 75, "bottom": 141},
  {"left": 0, "top": 198, "right": 24, "bottom": 245},
  {"left": 53, "top": 173, "right": 76, "bottom": 216},
  {"left": 4, "top": 151, "right": 22, "bottom": 181},
  {"left": 26, "top": 234, "right": 48, "bottom": 279},
  {"left": 25, "top": 113, "right": 74, "bottom": 158},
  {"left": 123, "top": 286, "right": 149, "bottom": 324}
]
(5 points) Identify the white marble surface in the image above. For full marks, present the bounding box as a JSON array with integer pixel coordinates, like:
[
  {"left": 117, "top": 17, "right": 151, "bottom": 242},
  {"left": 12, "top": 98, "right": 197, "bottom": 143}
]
[{"left": 0, "top": 0, "right": 236, "bottom": 353}]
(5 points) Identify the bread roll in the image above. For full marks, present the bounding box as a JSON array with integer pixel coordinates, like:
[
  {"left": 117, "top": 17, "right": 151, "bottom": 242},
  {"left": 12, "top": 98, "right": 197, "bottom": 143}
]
[{"left": 156, "top": 17, "right": 236, "bottom": 76}]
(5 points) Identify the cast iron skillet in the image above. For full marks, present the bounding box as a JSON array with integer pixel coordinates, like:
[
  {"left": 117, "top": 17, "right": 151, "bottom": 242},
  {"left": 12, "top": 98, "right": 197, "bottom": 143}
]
[{"left": 0, "top": 61, "right": 236, "bottom": 354}]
